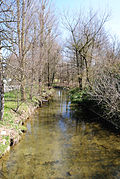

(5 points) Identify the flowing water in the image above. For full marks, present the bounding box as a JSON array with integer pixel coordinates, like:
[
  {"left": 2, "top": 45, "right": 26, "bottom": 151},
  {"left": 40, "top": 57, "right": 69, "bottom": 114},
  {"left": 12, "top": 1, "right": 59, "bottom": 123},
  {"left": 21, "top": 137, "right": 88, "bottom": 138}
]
[{"left": 0, "top": 90, "right": 120, "bottom": 179}]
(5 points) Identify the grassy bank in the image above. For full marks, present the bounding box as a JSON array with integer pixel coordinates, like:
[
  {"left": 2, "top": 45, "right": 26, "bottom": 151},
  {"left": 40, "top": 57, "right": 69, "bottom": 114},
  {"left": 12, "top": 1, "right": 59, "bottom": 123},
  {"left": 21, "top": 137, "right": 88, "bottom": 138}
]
[{"left": 0, "top": 87, "right": 54, "bottom": 158}]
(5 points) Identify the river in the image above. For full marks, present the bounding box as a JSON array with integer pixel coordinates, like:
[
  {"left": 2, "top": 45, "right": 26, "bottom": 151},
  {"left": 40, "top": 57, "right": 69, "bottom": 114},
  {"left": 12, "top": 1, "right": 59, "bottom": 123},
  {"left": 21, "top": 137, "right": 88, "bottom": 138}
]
[{"left": 0, "top": 90, "right": 120, "bottom": 178}]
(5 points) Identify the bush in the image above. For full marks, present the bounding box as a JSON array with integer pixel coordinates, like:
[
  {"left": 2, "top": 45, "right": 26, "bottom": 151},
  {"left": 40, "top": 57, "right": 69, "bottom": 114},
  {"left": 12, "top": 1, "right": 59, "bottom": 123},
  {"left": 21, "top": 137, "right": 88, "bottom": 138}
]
[
  {"left": 69, "top": 88, "right": 90, "bottom": 104},
  {"left": 90, "top": 61, "right": 120, "bottom": 121}
]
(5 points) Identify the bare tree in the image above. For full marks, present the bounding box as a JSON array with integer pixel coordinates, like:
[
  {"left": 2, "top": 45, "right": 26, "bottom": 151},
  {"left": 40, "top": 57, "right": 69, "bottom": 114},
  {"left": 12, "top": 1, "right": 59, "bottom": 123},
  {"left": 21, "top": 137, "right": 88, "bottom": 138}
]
[
  {"left": 0, "top": 0, "right": 15, "bottom": 120},
  {"left": 35, "top": 0, "right": 60, "bottom": 91},
  {"left": 63, "top": 10, "right": 109, "bottom": 89}
]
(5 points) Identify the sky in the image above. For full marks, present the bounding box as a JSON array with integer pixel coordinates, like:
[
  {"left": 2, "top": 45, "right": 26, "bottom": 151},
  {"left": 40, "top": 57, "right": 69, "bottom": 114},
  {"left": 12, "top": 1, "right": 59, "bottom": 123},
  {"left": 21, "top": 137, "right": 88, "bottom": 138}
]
[{"left": 53, "top": 0, "right": 120, "bottom": 40}]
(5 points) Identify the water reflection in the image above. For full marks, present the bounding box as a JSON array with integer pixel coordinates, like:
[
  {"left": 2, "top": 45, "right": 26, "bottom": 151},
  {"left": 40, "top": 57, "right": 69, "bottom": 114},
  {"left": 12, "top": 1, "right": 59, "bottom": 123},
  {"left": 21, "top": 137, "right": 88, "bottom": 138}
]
[{"left": 0, "top": 90, "right": 120, "bottom": 178}]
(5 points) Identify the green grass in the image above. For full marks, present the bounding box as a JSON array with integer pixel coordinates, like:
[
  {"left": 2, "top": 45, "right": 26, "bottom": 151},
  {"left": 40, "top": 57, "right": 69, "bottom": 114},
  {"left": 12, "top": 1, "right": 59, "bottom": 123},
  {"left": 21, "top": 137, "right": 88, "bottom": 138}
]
[
  {"left": 0, "top": 86, "right": 55, "bottom": 157},
  {"left": 1, "top": 90, "right": 30, "bottom": 131},
  {"left": 0, "top": 135, "right": 10, "bottom": 155},
  {"left": 2, "top": 87, "right": 53, "bottom": 127},
  {"left": 0, "top": 90, "right": 31, "bottom": 156},
  {"left": 2, "top": 86, "right": 55, "bottom": 129},
  {"left": 4, "top": 89, "right": 21, "bottom": 101}
]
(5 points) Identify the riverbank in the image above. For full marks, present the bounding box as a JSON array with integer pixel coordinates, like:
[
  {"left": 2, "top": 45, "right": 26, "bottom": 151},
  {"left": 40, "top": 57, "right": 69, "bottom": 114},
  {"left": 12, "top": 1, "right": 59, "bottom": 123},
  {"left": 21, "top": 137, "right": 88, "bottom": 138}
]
[
  {"left": 0, "top": 87, "right": 54, "bottom": 158},
  {"left": 69, "top": 87, "right": 120, "bottom": 132}
]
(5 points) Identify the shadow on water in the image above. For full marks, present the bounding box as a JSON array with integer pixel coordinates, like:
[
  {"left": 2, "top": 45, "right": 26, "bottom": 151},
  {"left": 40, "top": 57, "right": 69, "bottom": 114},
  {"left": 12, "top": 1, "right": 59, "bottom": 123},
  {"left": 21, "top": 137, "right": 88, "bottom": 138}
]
[{"left": 0, "top": 89, "right": 120, "bottom": 179}]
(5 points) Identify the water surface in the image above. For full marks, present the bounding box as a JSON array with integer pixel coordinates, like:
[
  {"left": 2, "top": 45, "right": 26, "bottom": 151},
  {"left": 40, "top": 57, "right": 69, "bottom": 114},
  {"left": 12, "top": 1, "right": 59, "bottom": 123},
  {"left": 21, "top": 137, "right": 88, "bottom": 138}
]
[{"left": 0, "top": 90, "right": 120, "bottom": 178}]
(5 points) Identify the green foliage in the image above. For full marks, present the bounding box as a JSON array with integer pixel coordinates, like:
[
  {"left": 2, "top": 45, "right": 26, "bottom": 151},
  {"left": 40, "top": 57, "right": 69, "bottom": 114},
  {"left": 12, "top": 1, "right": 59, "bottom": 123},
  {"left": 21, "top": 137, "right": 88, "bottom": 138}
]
[
  {"left": 69, "top": 87, "right": 80, "bottom": 95},
  {"left": 69, "top": 88, "right": 90, "bottom": 104}
]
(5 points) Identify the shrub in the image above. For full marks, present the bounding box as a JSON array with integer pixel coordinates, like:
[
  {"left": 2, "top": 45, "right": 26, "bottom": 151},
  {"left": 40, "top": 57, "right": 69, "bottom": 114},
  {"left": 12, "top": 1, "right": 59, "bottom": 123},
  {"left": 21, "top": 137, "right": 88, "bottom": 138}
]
[
  {"left": 69, "top": 88, "right": 90, "bottom": 104},
  {"left": 90, "top": 61, "right": 120, "bottom": 121}
]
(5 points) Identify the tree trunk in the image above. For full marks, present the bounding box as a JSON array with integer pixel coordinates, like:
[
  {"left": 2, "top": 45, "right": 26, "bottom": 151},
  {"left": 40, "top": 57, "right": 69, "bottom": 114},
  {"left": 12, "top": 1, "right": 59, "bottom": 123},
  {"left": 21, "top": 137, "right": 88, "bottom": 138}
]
[
  {"left": 29, "top": 24, "right": 36, "bottom": 99},
  {"left": 17, "top": 0, "right": 26, "bottom": 101},
  {"left": 0, "top": 73, "right": 4, "bottom": 121},
  {"left": 47, "top": 58, "right": 50, "bottom": 87},
  {"left": 20, "top": 75, "right": 26, "bottom": 101},
  {"left": 0, "top": 40, "right": 4, "bottom": 120},
  {"left": 76, "top": 49, "right": 82, "bottom": 89},
  {"left": 78, "top": 77, "right": 82, "bottom": 89},
  {"left": 20, "top": 0, "right": 26, "bottom": 101},
  {"left": 51, "top": 72, "right": 55, "bottom": 85}
]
